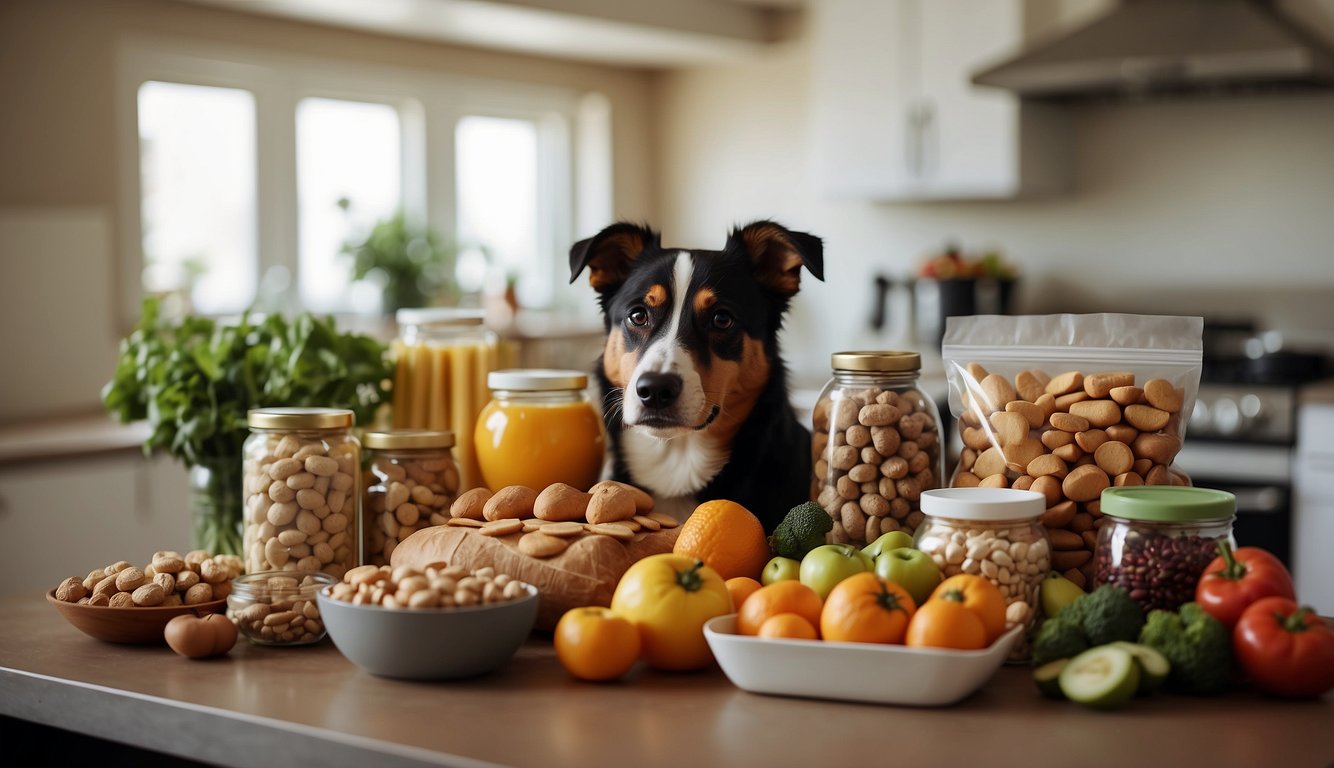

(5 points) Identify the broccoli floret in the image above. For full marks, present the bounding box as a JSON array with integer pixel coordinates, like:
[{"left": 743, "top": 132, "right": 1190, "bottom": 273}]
[
  {"left": 1077, "top": 586, "right": 1145, "bottom": 646},
  {"left": 1138, "top": 602, "right": 1232, "bottom": 695},
  {"left": 1032, "top": 617, "right": 1090, "bottom": 666},
  {"left": 768, "top": 502, "right": 834, "bottom": 560}
]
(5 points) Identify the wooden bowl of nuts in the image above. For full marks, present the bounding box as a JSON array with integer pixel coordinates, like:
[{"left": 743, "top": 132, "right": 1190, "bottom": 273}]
[
  {"left": 47, "top": 551, "right": 240, "bottom": 644},
  {"left": 316, "top": 563, "right": 538, "bottom": 680}
]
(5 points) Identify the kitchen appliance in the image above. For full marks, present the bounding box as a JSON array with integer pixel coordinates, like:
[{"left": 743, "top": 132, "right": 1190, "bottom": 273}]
[
  {"left": 1172, "top": 321, "right": 1330, "bottom": 568},
  {"left": 870, "top": 274, "right": 1017, "bottom": 351},
  {"left": 972, "top": 0, "right": 1334, "bottom": 100}
]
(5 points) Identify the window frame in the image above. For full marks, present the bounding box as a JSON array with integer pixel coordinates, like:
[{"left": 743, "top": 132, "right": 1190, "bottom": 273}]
[{"left": 116, "top": 37, "right": 601, "bottom": 327}]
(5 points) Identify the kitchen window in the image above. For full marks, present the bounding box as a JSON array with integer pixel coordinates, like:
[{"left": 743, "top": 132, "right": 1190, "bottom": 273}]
[{"left": 118, "top": 40, "right": 607, "bottom": 324}]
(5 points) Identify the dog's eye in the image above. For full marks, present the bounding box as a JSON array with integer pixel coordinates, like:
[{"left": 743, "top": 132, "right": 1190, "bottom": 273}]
[
  {"left": 626, "top": 307, "right": 649, "bottom": 327},
  {"left": 711, "top": 310, "right": 735, "bottom": 331}
]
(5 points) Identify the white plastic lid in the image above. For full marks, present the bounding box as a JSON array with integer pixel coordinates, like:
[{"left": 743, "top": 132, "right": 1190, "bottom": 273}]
[
  {"left": 920, "top": 488, "right": 1046, "bottom": 521},
  {"left": 488, "top": 369, "right": 588, "bottom": 391},
  {"left": 395, "top": 307, "right": 484, "bottom": 326}
]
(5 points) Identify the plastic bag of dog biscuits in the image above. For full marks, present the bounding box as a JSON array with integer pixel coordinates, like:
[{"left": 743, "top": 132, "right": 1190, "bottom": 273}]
[{"left": 941, "top": 313, "right": 1204, "bottom": 589}]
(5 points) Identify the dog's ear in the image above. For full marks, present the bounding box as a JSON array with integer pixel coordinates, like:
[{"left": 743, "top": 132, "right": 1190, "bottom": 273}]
[
  {"left": 569, "top": 223, "right": 661, "bottom": 292},
  {"left": 730, "top": 220, "right": 825, "bottom": 297}
]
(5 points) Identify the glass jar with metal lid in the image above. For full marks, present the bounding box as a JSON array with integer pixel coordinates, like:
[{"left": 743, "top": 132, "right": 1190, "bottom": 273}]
[
  {"left": 242, "top": 407, "right": 360, "bottom": 578},
  {"left": 1093, "top": 486, "right": 1236, "bottom": 614},
  {"left": 812, "top": 351, "right": 944, "bottom": 545},
  {"left": 362, "top": 430, "right": 460, "bottom": 566},
  {"left": 391, "top": 307, "right": 501, "bottom": 491},
  {"left": 475, "top": 369, "right": 607, "bottom": 492}
]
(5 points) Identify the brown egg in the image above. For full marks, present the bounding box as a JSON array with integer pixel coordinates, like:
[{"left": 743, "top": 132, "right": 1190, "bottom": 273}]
[{"left": 164, "top": 613, "right": 237, "bottom": 659}]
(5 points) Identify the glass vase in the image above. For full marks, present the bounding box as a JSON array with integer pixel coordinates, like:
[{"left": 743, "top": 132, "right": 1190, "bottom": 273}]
[{"left": 189, "top": 459, "right": 244, "bottom": 556}]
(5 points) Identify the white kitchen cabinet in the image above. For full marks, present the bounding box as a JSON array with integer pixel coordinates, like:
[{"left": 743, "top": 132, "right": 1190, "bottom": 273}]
[
  {"left": 0, "top": 454, "right": 190, "bottom": 599},
  {"left": 1294, "top": 402, "right": 1334, "bottom": 615},
  {"left": 810, "top": 0, "right": 1069, "bottom": 200}
]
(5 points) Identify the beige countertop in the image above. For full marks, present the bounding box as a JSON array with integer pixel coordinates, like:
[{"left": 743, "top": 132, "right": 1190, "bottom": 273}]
[
  {"left": 2, "top": 594, "right": 1331, "bottom": 768},
  {"left": 1301, "top": 377, "right": 1334, "bottom": 406},
  {"left": 0, "top": 413, "right": 148, "bottom": 467}
]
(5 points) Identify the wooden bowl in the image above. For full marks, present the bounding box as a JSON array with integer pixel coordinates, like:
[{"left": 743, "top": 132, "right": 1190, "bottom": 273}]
[{"left": 46, "top": 590, "right": 227, "bottom": 644}]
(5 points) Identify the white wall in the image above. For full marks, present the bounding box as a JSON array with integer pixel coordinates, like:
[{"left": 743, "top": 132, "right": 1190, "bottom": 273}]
[{"left": 654, "top": 34, "right": 1334, "bottom": 383}]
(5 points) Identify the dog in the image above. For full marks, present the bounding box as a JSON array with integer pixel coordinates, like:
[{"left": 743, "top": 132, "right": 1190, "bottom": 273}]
[{"left": 568, "top": 220, "right": 824, "bottom": 532}]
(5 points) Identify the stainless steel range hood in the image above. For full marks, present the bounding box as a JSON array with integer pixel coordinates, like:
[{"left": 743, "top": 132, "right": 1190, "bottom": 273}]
[{"left": 972, "top": 0, "right": 1334, "bottom": 99}]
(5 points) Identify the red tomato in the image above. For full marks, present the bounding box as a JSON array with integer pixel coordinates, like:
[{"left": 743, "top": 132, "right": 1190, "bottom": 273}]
[
  {"left": 1195, "top": 543, "right": 1295, "bottom": 629},
  {"left": 1233, "top": 596, "right": 1334, "bottom": 698}
]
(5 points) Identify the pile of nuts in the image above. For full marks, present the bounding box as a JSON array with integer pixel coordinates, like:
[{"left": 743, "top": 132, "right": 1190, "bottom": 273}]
[
  {"left": 228, "top": 572, "right": 334, "bottom": 645},
  {"left": 812, "top": 387, "right": 942, "bottom": 544},
  {"left": 442, "top": 480, "right": 676, "bottom": 559},
  {"left": 950, "top": 365, "right": 1188, "bottom": 588},
  {"left": 242, "top": 434, "right": 357, "bottom": 578},
  {"left": 328, "top": 563, "right": 531, "bottom": 609},
  {"left": 53, "top": 551, "right": 243, "bottom": 608},
  {"left": 364, "top": 453, "right": 460, "bottom": 566}
]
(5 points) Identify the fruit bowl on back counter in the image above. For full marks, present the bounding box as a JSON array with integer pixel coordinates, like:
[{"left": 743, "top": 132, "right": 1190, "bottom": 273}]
[{"left": 704, "top": 614, "right": 1021, "bottom": 707}]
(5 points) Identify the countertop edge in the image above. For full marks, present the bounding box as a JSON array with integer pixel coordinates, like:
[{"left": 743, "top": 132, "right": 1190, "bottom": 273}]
[{"left": 0, "top": 667, "right": 499, "bottom": 768}]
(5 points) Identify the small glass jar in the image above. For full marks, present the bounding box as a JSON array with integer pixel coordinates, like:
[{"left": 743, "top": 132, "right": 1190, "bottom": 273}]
[
  {"left": 915, "top": 488, "right": 1051, "bottom": 659},
  {"left": 391, "top": 308, "right": 501, "bottom": 491},
  {"left": 362, "top": 430, "right": 460, "bottom": 567},
  {"left": 475, "top": 369, "right": 607, "bottom": 491},
  {"left": 227, "top": 570, "right": 337, "bottom": 646},
  {"left": 242, "top": 408, "right": 361, "bottom": 579},
  {"left": 1094, "top": 486, "right": 1236, "bottom": 614},
  {"left": 812, "top": 351, "right": 944, "bottom": 545}
]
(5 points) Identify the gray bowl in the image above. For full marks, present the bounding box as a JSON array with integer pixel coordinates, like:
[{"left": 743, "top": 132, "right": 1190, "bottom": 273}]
[{"left": 316, "top": 584, "right": 538, "bottom": 680}]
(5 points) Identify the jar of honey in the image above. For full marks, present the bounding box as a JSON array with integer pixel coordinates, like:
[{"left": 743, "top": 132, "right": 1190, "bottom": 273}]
[
  {"left": 475, "top": 369, "right": 606, "bottom": 491},
  {"left": 391, "top": 308, "right": 499, "bottom": 491}
]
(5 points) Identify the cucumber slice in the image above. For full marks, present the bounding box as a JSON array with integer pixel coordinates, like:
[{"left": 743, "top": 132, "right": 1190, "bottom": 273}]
[
  {"left": 1033, "top": 658, "right": 1070, "bottom": 699},
  {"left": 1110, "top": 641, "right": 1170, "bottom": 694},
  {"left": 1058, "top": 646, "right": 1140, "bottom": 709}
]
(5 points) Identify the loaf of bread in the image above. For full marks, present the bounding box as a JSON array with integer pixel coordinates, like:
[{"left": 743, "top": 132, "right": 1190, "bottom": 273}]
[{"left": 391, "top": 525, "right": 679, "bottom": 630}]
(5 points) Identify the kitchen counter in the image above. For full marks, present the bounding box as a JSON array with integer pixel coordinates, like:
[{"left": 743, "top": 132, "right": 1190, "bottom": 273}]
[
  {"left": 2, "top": 596, "right": 1331, "bottom": 768},
  {"left": 0, "top": 412, "right": 148, "bottom": 467},
  {"left": 1300, "top": 377, "right": 1334, "bottom": 406}
]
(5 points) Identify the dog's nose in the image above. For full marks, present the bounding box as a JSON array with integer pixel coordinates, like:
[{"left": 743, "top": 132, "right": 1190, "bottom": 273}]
[{"left": 635, "top": 372, "right": 682, "bottom": 410}]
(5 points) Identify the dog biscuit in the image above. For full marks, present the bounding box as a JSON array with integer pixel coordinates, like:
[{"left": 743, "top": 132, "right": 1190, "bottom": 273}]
[
  {"left": 517, "top": 532, "right": 569, "bottom": 558},
  {"left": 480, "top": 519, "right": 524, "bottom": 536}
]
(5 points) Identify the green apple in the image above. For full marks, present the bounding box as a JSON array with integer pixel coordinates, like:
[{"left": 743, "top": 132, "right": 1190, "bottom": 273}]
[
  {"left": 862, "top": 530, "right": 915, "bottom": 561},
  {"left": 1040, "top": 571, "right": 1086, "bottom": 619},
  {"left": 761, "top": 556, "right": 801, "bottom": 585},
  {"left": 874, "top": 547, "right": 942, "bottom": 605},
  {"left": 799, "top": 544, "right": 873, "bottom": 601}
]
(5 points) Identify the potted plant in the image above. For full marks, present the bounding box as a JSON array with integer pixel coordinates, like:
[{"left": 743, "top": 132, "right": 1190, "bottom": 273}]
[
  {"left": 102, "top": 298, "right": 393, "bottom": 554},
  {"left": 342, "top": 212, "right": 458, "bottom": 312}
]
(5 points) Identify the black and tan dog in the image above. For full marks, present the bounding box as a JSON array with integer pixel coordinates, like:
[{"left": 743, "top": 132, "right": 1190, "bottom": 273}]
[{"left": 569, "top": 221, "right": 824, "bottom": 532}]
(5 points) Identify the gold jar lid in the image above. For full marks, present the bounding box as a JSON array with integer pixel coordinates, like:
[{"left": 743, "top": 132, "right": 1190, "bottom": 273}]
[
  {"left": 247, "top": 407, "right": 354, "bottom": 430},
  {"left": 488, "top": 369, "right": 588, "bottom": 391},
  {"left": 830, "top": 351, "right": 921, "bottom": 373},
  {"left": 362, "top": 430, "right": 456, "bottom": 450}
]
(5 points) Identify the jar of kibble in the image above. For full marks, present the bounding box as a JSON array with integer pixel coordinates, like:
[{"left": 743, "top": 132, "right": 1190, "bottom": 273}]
[
  {"left": 812, "top": 351, "right": 943, "bottom": 545},
  {"left": 1094, "top": 486, "right": 1235, "bottom": 614},
  {"left": 242, "top": 408, "right": 361, "bottom": 579},
  {"left": 228, "top": 570, "right": 338, "bottom": 646},
  {"left": 914, "top": 488, "right": 1051, "bottom": 659},
  {"left": 363, "top": 430, "right": 460, "bottom": 567}
]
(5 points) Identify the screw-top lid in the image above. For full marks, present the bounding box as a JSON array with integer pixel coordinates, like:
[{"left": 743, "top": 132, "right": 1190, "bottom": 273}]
[
  {"left": 831, "top": 351, "right": 921, "bottom": 373},
  {"left": 395, "top": 307, "right": 485, "bottom": 326},
  {"left": 488, "top": 369, "right": 588, "bottom": 391},
  {"left": 920, "top": 488, "right": 1046, "bottom": 521},
  {"left": 1099, "top": 486, "right": 1236, "bottom": 522},
  {"left": 247, "top": 407, "right": 354, "bottom": 430},
  {"left": 362, "top": 430, "right": 455, "bottom": 450}
]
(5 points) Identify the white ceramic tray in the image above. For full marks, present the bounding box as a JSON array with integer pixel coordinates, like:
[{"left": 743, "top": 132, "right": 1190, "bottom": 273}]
[{"left": 704, "top": 614, "right": 1021, "bottom": 707}]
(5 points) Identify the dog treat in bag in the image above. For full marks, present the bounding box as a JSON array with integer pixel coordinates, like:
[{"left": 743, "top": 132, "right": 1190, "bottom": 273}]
[
  {"left": 941, "top": 314, "right": 1203, "bottom": 588},
  {"left": 812, "top": 351, "right": 944, "bottom": 545}
]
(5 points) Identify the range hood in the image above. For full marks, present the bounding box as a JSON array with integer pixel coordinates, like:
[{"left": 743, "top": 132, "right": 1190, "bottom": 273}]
[{"left": 973, "top": 0, "right": 1334, "bottom": 99}]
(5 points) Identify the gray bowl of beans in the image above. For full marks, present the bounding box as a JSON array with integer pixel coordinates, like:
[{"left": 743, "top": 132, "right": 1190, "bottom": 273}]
[{"left": 317, "top": 564, "right": 538, "bottom": 680}]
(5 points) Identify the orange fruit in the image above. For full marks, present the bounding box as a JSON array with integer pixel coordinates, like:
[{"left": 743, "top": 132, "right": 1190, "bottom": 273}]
[
  {"left": 554, "top": 606, "right": 642, "bottom": 682},
  {"left": 725, "top": 576, "right": 763, "bottom": 612},
  {"left": 904, "top": 595, "right": 988, "bottom": 650},
  {"left": 672, "top": 499, "right": 770, "bottom": 581},
  {"left": 758, "top": 612, "right": 819, "bottom": 640},
  {"left": 819, "top": 572, "right": 916, "bottom": 644},
  {"left": 736, "top": 580, "right": 823, "bottom": 637},
  {"left": 929, "top": 574, "right": 1007, "bottom": 643}
]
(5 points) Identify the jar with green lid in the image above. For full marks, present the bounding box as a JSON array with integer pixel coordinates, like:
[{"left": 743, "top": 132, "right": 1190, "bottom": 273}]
[
  {"left": 475, "top": 369, "right": 607, "bottom": 492},
  {"left": 242, "top": 407, "right": 360, "bottom": 579},
  {"left": 1093, "top": 486, "right": 1236, "bottom": 613},
  {"left": 363, "top": 430, "right": 460, "bottom": 566},
  {"left": 812, "top": 351, "right": 944, "bottom": 545}
]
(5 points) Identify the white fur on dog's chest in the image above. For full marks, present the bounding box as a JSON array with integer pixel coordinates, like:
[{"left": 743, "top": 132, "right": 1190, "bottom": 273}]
[{"left": 622, "top": 428, "right": 727, "bottom": 507}]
